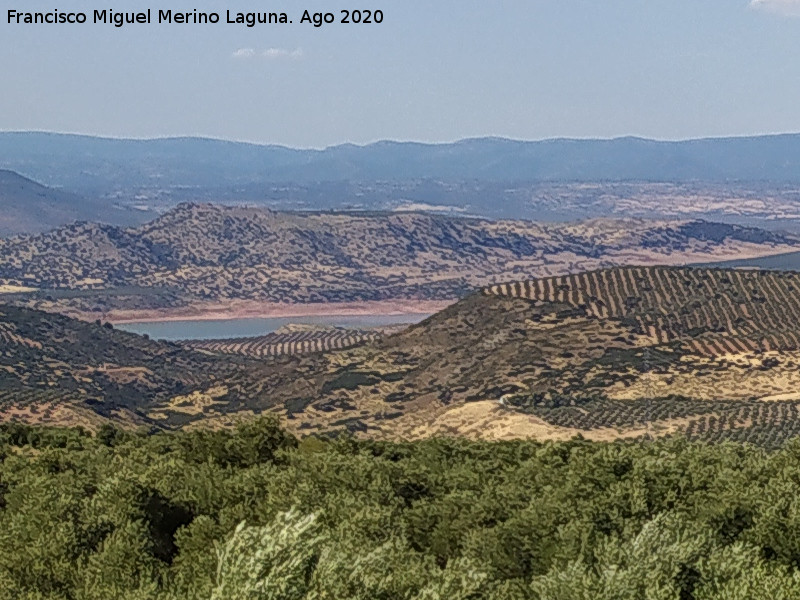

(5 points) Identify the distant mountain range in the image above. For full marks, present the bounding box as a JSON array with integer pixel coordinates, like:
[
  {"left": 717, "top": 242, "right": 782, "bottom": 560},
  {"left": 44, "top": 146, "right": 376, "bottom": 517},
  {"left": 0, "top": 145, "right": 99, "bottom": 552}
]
[
  {"left": 4, "top": 132, "right": 800, "bottom": 194},
  {"left": 4, "top": 132, "right": 800, "bottom": 232}
]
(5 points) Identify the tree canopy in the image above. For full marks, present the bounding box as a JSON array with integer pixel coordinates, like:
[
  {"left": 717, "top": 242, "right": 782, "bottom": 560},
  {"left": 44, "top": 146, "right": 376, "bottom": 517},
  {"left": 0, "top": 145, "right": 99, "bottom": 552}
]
[{"left": 1, "top": 419, "right": 799, "bottom": 599}]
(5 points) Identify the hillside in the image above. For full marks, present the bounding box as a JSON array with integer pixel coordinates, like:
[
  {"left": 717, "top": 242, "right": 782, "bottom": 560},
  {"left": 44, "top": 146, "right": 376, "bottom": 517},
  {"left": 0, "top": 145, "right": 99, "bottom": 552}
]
[
  {"left": 238, "top": 266, "right": 800, "bottom": 447},
  {"left": 8, "top": 266, "right": 800, "bottom": 446},
  {"left": 0, "top": 170, "right": 151, "bottom": 236},
  {"left": 0, "top": 304, "right": 271, "bottom": 429},
  {"left": 6, "top": 133, "right": 800, "bottom": 192},
  {"left": 1, "top": 203, "right": 797, "bottom": 318},
  {"left": 182, "top": 324, "right": 383, "bottom": 358},
  {"left": 0, "top": 303, "right": 389, "bottom": 431}
]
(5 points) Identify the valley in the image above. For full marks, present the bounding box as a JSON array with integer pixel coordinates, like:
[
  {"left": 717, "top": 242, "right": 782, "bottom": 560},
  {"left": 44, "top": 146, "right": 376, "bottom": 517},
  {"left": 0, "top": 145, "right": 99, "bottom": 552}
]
[
  {"left": 4, "top": 194, "right": 800, "bottom": 448},
  {"left": 11, "top": 6, "right": 800, "bottom": 596},
  {"left": 6, "top": 264, "right": 800, "bottom": 449}
]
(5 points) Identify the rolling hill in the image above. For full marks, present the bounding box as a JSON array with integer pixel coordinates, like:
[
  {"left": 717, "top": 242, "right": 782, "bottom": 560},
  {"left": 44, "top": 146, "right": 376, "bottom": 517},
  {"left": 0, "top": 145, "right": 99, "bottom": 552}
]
[
  {"left": 231, "top": 266, "right": 800, "bottom": 447},
  {"left": 0, "top": 170, "right": 152, "bottom": 236},
  {"left": 7, "top": 266, "right": 800, "bottom": 449},
  {"left": 0, "top": 304, "right": 258, "bottom": 429},
  {"left": 0, "top": 303, "right": 387, "bottom": 431},
  {"left": 1, "top": 203, "right": 798, "bottom": 319}
]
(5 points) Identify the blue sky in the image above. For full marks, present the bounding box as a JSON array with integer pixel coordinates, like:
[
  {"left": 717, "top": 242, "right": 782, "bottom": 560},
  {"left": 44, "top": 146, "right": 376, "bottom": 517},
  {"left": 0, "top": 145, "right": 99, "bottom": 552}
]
[{"left": 2, "top": 0, "right": 800, "bottom": 147}]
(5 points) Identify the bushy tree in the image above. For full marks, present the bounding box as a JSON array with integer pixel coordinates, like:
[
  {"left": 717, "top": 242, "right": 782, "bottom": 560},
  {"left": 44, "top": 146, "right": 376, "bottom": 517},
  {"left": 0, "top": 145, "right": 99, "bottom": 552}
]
[
  {"left": 211, "top": 510, "right": 323, "bottom": 600},
  {"left": 4, "top": 422, "right": 800, "bottom": 598}
]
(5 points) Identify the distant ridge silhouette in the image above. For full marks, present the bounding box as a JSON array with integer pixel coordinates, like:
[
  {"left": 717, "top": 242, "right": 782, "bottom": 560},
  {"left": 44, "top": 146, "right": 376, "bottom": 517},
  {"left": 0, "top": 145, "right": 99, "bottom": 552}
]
[{"left": 3, "top": 132, "right": 800, "bottom": 191}]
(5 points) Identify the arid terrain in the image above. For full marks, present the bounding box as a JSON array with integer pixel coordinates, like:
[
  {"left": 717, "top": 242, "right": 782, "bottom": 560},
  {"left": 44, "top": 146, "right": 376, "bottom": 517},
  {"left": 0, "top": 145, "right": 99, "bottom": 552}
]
[
  {"left": 235, "top": 266, "right": 800, "bottom": 447},
  {"left": 4, "top": 198, "right": 800, "bottom": 447},
  {"left": 1, "top": 203, "right": 799, "bottom": 321},
  {"left": 4, "top": 266, "right": 800, "bottom": 448}
]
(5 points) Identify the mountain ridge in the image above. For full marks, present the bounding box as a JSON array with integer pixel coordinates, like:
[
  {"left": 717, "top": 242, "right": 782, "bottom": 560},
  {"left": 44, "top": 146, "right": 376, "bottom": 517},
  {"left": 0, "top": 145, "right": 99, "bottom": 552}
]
[
  {"left": 2, "top": 203, "right": 798, "bottom": 317},
  {"left": 6, "top": 132, "right": 800, "bottom": 194},
  {"left": 7, "top": 129, "right": 800, "bottom": 150},
  {"left": 0, "top": 169, "right": 155, "bottom": 236}
]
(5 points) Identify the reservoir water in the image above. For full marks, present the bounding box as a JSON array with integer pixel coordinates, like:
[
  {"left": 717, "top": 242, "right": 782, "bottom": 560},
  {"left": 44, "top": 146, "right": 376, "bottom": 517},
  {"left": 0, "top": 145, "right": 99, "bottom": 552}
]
[
  {"left": 116, "top": 313, "right": 431, "bottom": 341},
  {"left": 696, "top": 250, "right": 800, "bottom": 271}
]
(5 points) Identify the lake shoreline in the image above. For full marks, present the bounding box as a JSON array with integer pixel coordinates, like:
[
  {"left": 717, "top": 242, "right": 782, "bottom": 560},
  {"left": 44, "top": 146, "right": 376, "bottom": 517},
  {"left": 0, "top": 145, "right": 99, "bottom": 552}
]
[{"left": 105, "top": 299, "right": 455, "bottom": 325}]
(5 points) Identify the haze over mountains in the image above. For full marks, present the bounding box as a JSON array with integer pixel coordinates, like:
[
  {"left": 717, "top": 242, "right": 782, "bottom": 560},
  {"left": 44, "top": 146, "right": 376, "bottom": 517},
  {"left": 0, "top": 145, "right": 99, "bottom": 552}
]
[
  {"left": 5, "top": 132, "right": 800, "bottom": 190},
  {"left": 0, "top": 170, "right": 152, "bottom": 236},
  {"left": 5, "top": 132, "right": 800, "bottom": 231}
]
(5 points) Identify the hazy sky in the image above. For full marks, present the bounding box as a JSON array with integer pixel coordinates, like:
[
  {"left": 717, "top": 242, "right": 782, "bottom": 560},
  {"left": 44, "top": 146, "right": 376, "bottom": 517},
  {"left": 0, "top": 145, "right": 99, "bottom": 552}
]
[{"left": 2, "top": 0, "right": 800, "bottom": 147}]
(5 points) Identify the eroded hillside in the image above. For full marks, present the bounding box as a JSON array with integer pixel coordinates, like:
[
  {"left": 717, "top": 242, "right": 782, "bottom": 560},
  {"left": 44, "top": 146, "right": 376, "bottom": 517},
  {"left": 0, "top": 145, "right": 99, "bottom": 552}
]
[{"left": 1, "top": 203, "right": 797, "bottom": 318}]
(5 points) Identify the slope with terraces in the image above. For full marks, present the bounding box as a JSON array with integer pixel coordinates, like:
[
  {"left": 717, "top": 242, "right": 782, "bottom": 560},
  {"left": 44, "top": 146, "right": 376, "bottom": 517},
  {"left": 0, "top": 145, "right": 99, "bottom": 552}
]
[
  {"left": 252, "top": 266, "right": 800, "bottom": 446},
  {"left": 484, "top": 266, "right": 800, "bottom": 356},
  {"left": 182, "top": 324, "right": 382, "bottom": 358},
  {"left": 7, "top": 266, "right": 800, "bottom": 448}
]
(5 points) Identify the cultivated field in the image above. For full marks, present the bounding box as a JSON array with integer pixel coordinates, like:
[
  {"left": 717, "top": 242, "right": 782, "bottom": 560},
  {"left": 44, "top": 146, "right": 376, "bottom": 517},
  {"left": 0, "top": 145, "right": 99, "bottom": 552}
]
[
  {"left": 485, "top": 267, "right": 800, "bottom": 353},
  {"left": 183, "top": 325, "right": 382, "bottom": 358},
  {"left": 8, "top": 266, "right": 800, "bottom": 446}
]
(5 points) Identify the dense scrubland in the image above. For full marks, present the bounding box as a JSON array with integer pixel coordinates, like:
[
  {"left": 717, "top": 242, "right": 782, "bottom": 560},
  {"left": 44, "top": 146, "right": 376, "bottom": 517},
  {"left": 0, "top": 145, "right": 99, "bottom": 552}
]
[
  {"left": 4, "top": 418, "right": 800, "bottom": 599},
  {"left": 2, "top": 204, "right": 796, "bottom": 318}
]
